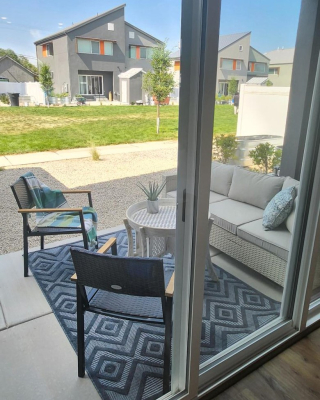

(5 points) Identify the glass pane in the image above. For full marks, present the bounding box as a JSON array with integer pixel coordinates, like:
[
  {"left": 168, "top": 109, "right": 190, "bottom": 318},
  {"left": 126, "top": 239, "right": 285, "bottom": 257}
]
[
  {"left": 78, "top": 76, "right": 87, "bottom": 94},
  {"left": 147, "top": 47, "right": 153, "bottom": 59},
  {"left": 104, "top": 42, "right": 113, "bottom": 56},
  {"left": 130, "top": 46, "right": 136, "bottom": 59},
  {"left": 254, "top": 62, "right": 266, "bottom": 72},
  {"left": 91, "top": 41, "right": 100, "bottom": 54},
  {"left": 77, "top": 39, "right": 91, "bottom": 53},
  {"left": 140, "top": 47, "right": 147, "bottom": 59},
  {"left": 221, "top": 59, "right": 233, "bottom": 70}
]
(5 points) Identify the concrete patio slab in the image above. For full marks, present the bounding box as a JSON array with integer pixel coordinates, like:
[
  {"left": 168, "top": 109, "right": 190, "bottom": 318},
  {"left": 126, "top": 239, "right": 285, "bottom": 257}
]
[
  {"left": 0, "top": 251, "right": 52, "bottom": 328},
  {"left": 6, "top": 151, "right": 61, "bottom": 166},
  {"left": 0, "top": 314, "right": 100, "bottom": 400},
  {"left": 0, "top": 156, "right": 11, "bottom": 167}
]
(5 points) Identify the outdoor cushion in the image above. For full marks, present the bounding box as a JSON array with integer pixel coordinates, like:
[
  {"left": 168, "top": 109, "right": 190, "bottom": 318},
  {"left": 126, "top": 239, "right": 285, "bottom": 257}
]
[
  {"left": 210, "top": 162, "right": 235, "bottom": 196},
  {"left": 238, "top": 219, "right": 292, "bottom": 261},
  {"left": 262, "top": 186, "right": 296, "bottom": 230},
  {"left": 282, "top": 177, "right": 299, "bottom": 234},
  {"left": 209, "top": 199, "right": 263, "bottom": 235},
  {"left": 166, "top": 190, "right": 227, "bottom": 204},
  {"left": 228, "top": 168, "right": 285, "bottom": 209}
]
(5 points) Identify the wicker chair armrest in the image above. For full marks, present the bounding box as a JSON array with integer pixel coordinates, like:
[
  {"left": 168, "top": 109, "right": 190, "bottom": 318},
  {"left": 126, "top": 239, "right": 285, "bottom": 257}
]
[
  {"left": 165, "top": 272, "right": 174, "bottom": 297},
  {"left": 18, "top": 208, "right": 83, "bottom": 213},
  {"left": 161, "top": 172, "right": 177, "bottom": 198}
]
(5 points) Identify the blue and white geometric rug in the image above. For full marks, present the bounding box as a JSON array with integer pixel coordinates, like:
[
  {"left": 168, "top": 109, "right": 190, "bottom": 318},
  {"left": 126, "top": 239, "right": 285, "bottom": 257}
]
[{"left": 29, "top": 229, "right": 281, "bottom": 400}]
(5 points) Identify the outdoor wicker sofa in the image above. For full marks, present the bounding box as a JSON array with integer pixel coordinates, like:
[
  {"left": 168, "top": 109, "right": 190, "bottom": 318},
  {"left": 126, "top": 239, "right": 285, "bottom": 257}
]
[{"left": 162, "top": 162, "right": 320, "bottom": 288}]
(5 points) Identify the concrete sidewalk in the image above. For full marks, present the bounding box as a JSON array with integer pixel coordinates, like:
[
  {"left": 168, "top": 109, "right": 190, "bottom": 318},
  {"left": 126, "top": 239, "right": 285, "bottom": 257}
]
[{"left": 0, "top": 140, "right": 178, "bottom": 168}]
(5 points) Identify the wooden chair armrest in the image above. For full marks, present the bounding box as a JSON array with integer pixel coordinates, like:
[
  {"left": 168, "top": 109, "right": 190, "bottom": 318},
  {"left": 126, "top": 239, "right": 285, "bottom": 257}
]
[
  {"left": 165, "top": 272, "right": 174, "bottom": 297},
  {"left": 61, "top": 190, "right": 91, "bottom": 194},
  {"left": 97, "top": 238, "right": 117, "bottom": 254},
  {"left": 19, "top": 208, "right": 82, "bottom": 213}
]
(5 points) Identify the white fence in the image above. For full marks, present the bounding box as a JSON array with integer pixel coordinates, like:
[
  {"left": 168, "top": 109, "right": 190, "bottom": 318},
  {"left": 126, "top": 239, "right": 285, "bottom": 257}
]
[
  {"left": 236, "top": 84, "right": 290, "bottom": 138},
  {"left": 0, "top": 82, "right": 45, "bottom": 104}
]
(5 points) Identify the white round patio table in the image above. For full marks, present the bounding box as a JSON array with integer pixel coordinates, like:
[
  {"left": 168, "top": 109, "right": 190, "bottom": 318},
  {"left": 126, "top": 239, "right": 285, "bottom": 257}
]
[{"left": 124, "top": 198, "right": 176, "bottom": 258}]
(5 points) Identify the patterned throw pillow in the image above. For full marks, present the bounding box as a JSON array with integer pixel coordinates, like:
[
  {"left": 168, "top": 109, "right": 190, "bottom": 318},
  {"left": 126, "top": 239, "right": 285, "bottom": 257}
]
[{"left": 262, "top": 186, "right": 296, "bottom": 230}]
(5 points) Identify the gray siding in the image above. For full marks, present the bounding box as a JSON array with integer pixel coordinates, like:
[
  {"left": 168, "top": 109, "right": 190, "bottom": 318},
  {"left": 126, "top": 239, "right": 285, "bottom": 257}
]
[
  {"left": 36, "top": 36, "right": 70, "bottom": 94},
  {"left": 129, "top": 72, "right": 144, "bottom": 103},
  {"left": 0, "top": 58, "right": 34, "bottom": 82}
]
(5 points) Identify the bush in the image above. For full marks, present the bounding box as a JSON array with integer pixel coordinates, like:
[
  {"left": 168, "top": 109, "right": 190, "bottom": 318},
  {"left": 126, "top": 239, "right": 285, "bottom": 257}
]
[
  {"left": 212, "top": 134, "right": 237, "bottom": 164},
  {"left": 249, "top": 142, "right": 282, "bottom": 174},
  {"left": 0, "top": 93, "right": 10, "bottom": 104}
]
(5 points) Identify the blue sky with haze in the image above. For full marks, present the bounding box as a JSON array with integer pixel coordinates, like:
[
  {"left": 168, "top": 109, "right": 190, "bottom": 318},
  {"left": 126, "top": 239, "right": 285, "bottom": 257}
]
[{"left": 0, "top": 0, "right": 301, "bottom": 64}]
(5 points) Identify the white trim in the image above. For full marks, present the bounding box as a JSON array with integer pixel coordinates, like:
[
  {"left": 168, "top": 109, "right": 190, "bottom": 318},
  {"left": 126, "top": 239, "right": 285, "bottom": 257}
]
[{"left": 78, "top": 74, "right": 104, "bottom": 95}]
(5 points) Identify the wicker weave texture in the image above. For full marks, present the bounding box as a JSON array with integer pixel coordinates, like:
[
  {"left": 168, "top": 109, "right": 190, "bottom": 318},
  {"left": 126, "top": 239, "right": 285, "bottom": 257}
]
[
  {"left": 11, "top": 178, "right": 34, "bottom": 210},
  {"left": 210, "top": 224, "right": 287, "bottom": 286}
]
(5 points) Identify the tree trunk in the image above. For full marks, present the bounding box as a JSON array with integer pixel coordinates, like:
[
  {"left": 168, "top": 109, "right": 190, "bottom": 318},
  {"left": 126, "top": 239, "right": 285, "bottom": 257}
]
[{"left": 157, "top": 103, "right": 160, "bottom": 134}]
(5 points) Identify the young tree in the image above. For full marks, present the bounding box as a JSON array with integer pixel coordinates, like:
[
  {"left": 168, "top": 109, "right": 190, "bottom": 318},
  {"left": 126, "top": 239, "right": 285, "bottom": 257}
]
[
  {"left": 39, "top": 64, "right": 53, "bottom": 107},
  {"left": 228, "top": 77, "right": 238, "bottom": 96},
  {"left": 249, "top": 142, "right": 282, "bottom": 174},
  {"left": 142, "top": 43, "right": 175, "bottom": 133}
]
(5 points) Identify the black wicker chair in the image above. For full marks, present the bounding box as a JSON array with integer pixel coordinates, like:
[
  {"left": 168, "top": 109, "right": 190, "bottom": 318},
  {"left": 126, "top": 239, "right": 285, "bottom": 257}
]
[
  {"left": 11, "top": 176, "right": 97, "bottom": 277},
  {"left": 70, "top": 237, "right": 174, "bottom": 394}
]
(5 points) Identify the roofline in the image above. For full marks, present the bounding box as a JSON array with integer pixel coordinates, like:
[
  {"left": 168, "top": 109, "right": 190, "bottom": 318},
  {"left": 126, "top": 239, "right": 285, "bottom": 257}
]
[
  {"left": 34, "top": 4, "right": 126, "bottom": 45},
  {"left": 250, "top": 46, "right": 270, "bottom": 61},
  {"left": 125, "top": 22, "right": 164, "bottom": 44},
  {"left": 219, "top": 31, "right": 251, "bottom": 52},
  {"left": 0, "top": 55, "right": 37, "bottom": 76}
]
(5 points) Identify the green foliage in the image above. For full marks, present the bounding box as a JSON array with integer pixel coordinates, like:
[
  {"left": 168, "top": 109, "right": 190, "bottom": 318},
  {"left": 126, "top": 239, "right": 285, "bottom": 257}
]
[
  {"left": 249, "top": 142, "right": 282, "bottom": 174},
  {"left": 212, "top": 134, "right": 237, "bottom": 164},
  {"left": 90, "top": 145, "right": 100, "bottom": 161},
  {"left": 0, "top": 94, "right": 10, "bottom": 104},
  {"left": 39, "top": 64, "right": 54, "bottom": 99},
  {"left": 137, "top": 180, "right": 166, "bottom": 201},
  {"left": 0, "top": 48, "right": 38, "bottom": 79},
  {"left": 265, "top": 79, "right": 273, "bottom": 86},
  {"left": 228, "top": 77, "right": 238, "bottom": 96},
  {"left": 142, "top": 43, "right": 175, "bottom": 107}
]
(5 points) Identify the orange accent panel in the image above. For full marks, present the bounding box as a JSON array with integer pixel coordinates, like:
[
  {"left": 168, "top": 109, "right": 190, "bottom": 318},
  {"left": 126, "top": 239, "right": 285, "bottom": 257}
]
[
  {"left": 251, "top": 62, "right": 255, "bottom": 72},
  {"left": 100, "top": 41, "right": 104, "bottom": 55},
  {"left": 174, "top": 61, "right": 180, "bottom": 71},
  {"left": 233, "top": 60, "right": 236, "bottom": 70},
  {"left": 42, "top": 45, "right": 47, "bottom": 57},
  {"left": 136, "top": 46, "right": 140, "bottom": 59}
]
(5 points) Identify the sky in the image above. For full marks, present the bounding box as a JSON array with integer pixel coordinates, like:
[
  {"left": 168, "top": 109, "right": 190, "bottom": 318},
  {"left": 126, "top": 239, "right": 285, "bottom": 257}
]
[{"left": 0, "top": 0, "right": 301, "bottom": 65}]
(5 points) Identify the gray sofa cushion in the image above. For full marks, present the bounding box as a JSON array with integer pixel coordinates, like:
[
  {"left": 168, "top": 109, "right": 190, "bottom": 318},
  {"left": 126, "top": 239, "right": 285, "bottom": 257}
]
[
  {"left": 283, "top": 177, "right": 299, "bottom": 233},
  {"left": 228, "top": 168, "right": 285, "bottom": 209},
  {"left": 210, "top": 162, "right": 234, "bottom": 196},
  {"left": 166, "top": 190, "right": 227, "bottom": 204},
  {"left": 238, "top": 219, "right": 292, "bottom": 261},
  {"left": 209, "top": 199, "right": 263, "bottom": 235}
]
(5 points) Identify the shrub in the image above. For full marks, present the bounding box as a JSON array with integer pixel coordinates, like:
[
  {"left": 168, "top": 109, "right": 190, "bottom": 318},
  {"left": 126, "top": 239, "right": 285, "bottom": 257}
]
[
  {"left": 90, "top": 144, "right": 100, "bottom": 161},
  {"left": 249, "top": 142, "right": 282, "bottom": 174},
  {"left": 212, "top": 134, "right": 237, "bottom": 164},
  {"left": 0, "top": 93, "right": 10, "bottom": 104}
]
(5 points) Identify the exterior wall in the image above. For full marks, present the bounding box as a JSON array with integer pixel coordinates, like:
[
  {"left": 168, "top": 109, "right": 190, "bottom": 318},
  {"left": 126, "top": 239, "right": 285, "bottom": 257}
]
[
  {"left": 217, "top": 34, "right": 251, "bottom": 89},
  {"left": 268, "top": 63, "right": 293, "bottom": 87},
  {"left": 0, "top": 59, "right": 34, "bottom": 82},
  {"left": 0, "top": 82, "right": 45, "bottom": 103},
  {"left": 67, "top": 8, "right": 126, "bottom": 99},
  {"left": 125, "top": 24, "right": 158, "bottom": 71},
  {"left": 36, "top": 35, "right": 70, "bottom": 94},
  {"left": 236, "top": 84, "right": 290, "bottom": 139},
  {"left": 247, "top": 47, "right": 270, "bottom": 79}
]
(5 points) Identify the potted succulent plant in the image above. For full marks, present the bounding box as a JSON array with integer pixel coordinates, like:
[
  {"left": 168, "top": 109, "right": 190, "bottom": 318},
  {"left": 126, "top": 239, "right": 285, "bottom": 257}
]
[{"left": 137, "top": 181, "right": 166, "bottom": 214}]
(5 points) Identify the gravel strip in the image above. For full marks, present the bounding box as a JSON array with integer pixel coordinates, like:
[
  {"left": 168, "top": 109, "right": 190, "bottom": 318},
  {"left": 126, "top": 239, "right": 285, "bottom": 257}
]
[{"left": 0, "top": 148, "right": 177, "bottom": 254}]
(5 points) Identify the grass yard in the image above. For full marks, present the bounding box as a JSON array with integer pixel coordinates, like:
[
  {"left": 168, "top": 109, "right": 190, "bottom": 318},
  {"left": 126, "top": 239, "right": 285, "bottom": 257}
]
[{"left": 0, "top": 105, "right": 237, "bottom": 155}]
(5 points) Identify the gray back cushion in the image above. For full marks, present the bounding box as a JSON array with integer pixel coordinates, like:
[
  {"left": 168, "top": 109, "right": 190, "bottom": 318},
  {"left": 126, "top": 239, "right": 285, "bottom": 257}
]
[
  {"left": 228, "top": 167, "right": 285, "bottom": 209},
  {"left": 210, "top": 162, "right": 235, "bottom": 196},
  {"left": 283, "top": 177, "right": 300, "bottom": 233}
]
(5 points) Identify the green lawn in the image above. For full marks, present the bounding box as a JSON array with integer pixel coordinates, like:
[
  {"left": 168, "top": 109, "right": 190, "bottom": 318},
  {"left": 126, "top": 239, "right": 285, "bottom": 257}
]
[{"left": 0, "top": 105, "right": 237, "bottom": 155}]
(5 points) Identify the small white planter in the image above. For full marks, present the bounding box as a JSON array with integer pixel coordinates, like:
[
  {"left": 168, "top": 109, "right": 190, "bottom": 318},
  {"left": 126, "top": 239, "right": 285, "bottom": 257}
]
[{"left": 147, "top": 199, "right": 159, "bottom": 214}]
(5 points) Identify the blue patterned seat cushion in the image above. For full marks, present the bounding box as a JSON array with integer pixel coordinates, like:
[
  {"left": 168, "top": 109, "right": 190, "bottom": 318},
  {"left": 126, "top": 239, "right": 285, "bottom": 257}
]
[{"left": 262, "top": 186, "right": 296, "bottom": 230}]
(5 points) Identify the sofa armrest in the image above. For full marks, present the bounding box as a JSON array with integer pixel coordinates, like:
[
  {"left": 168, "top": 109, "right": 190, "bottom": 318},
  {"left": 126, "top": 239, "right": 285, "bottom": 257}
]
[{"left": 161, "top": 171, "right": 177, "bottom": 198}]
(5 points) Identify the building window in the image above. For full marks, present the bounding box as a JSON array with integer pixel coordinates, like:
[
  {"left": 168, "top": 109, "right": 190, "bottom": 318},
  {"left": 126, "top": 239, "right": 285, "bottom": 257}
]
[
  {"left": 254, "top": 62, "right": 266, "bottom": 73},
  {"left": 220, "top": 58, "right": 233, "bottom": 70},
  {"left": 236, "top": 60, "right": 241, "bottom": 70},
  {"left": 78, "top": 39, "right": 100, "bottom": 54},
  {"left": 104, "top": 41, "right": 113, "bottom": 56},
  {"left": 129, "top": 31, "right": 135, "bottom": 39},
  {"left": 130, "top": 46, "right": 136, "bottom": 59},
  {"left": 239, "top": 45, "right": 243, "bottom": 51},
  {"left": 42, "top": 43, "right": 53, "bottom": 57},
  {"left": 78, "top": 75, "right": 103, "bottom": 95},
  {"left": 108, "top": 23, "right": 114, "bottom": 31},
  {"left": 269, "top": 67, "right": 280, "bottom": 75},
  {"left": 140, "top": 47, "right": 153, "bottom": 59},
  {"left": 218, "top": 81, "right": 229, "bottom": 96}
]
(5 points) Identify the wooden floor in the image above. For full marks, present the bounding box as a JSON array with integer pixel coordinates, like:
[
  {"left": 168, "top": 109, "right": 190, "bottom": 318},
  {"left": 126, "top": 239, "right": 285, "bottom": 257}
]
[{"left": 214, "top": 328, "right": 320, "bottom": 400}]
